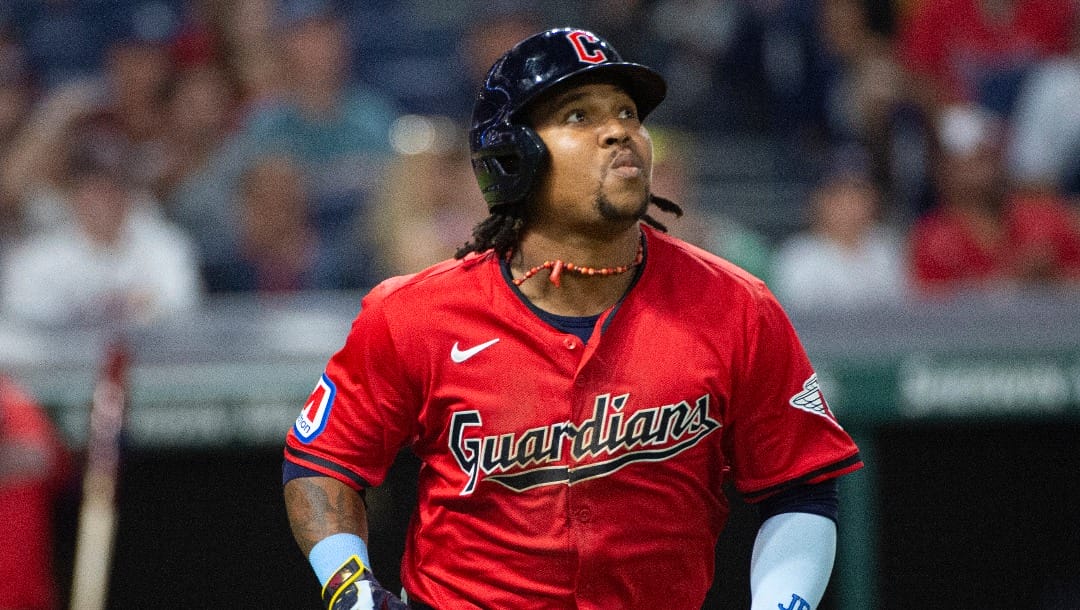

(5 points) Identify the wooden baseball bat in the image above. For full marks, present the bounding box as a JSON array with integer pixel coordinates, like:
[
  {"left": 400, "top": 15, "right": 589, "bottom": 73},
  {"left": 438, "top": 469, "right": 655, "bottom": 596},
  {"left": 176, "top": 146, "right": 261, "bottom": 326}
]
[{"left": 69, "top": 341, "right": 130, "bottom": 610}]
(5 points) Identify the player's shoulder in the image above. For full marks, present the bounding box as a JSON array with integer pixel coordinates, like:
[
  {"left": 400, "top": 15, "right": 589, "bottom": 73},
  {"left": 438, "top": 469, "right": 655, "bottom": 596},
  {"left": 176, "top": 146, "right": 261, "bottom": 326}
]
[
  {"left": 361, "top": 252, "right": 494, "bottom": 311},
  {"left": 643, "top": 228, "right": 799, "bottom": 338},
  {"left": 644, "top": 226, "right": 770, "bottom": 298}
]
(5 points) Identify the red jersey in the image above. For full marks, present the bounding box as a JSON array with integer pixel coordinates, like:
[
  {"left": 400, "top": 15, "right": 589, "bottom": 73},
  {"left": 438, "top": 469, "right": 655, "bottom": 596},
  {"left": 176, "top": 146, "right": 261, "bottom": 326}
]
[
  {"left": 910, "top": 194, "right": 1080, "bottom": 290},
  {"left": 284, "top": 226, "right": 862, "bottom": 609},
  {"left": 0, "top": 376, "right": 68, "bottom": 610}
]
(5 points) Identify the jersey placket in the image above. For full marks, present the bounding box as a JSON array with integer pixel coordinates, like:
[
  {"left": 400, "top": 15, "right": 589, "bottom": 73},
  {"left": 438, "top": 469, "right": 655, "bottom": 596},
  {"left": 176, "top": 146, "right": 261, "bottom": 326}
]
[{"left": 565, "top": 330, "right": 607, "bottom": 607}]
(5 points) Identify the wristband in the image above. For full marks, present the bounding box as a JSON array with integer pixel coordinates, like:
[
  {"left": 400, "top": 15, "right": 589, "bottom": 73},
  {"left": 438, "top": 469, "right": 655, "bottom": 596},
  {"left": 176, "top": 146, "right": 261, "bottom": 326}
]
[
  {"left": 322, "top": 555, "right": 369, "bottom": 609},
  {"left": 309, "top": 533, "right": 371, "bottom": 587}
]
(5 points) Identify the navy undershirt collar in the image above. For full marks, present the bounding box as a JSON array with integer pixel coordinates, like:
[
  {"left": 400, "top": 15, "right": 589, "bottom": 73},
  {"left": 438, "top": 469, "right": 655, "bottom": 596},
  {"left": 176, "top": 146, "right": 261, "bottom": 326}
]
[
  {"left": 537, "top": 309, "right": 601, "bottom": 343},
  {"left": 499, "top": 234, "right": 647, "bottom": 344},
  {"left": 499, "top": 259, "right": 601, "bottom": 343}
]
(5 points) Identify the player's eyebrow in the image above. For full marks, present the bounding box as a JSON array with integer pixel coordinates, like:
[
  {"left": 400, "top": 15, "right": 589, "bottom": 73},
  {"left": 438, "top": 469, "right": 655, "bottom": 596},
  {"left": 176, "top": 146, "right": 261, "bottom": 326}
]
[{"left": 532, "top": 84, "right": 629, "bottom": 122}]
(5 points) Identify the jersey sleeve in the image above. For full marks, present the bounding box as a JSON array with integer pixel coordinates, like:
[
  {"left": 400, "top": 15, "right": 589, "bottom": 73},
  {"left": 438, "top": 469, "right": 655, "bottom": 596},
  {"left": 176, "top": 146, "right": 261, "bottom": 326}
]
[
  {"left": 723, "top": 284, "right": 862, "bottom": 502},
  {"left": 283, "top": 289, "right": 420, "bottom": 490}
]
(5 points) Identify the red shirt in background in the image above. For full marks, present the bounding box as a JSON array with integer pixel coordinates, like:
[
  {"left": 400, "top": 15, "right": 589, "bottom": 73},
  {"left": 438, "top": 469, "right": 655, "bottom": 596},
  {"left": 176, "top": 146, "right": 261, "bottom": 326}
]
[
  {"left": 0, "top": 376, "right": 68, "bottom": 610},
  {"left": 910, "top": 194, "right": 1080, "bottom": 290},
  {"left": 897, "top": 0, "right": 1074, "bottom": 104}
]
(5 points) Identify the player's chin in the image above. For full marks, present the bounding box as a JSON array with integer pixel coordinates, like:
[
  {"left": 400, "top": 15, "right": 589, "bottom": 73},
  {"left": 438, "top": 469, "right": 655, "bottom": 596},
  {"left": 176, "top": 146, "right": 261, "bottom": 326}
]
[{"left": 596, "top": 189, "right": 650, "bottom": 223}]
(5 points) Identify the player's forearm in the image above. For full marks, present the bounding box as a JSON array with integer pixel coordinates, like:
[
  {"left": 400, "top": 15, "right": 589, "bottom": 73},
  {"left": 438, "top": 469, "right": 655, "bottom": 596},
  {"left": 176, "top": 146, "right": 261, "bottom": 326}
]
[
  {"left": 749, "top": 511, "right": 837, "bottom": 610},
  {"left": 286, "top": 476, "right": 407, "bottom": 609},
  {"left": 284, "top": 476, "right": 369, "bottom": 557}
]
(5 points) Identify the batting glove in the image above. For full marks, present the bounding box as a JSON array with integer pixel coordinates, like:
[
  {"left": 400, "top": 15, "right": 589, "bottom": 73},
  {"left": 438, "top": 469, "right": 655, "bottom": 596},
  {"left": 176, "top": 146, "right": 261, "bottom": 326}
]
[{"left": 322, "top": 555, "right": 409, "bottom": 610}]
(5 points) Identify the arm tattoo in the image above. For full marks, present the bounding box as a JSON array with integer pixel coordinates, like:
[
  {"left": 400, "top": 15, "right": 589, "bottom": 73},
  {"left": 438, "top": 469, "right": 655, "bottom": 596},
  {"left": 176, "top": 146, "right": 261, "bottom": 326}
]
[{"left": 284, "top": 477, "right": 369, "bottom": 556}]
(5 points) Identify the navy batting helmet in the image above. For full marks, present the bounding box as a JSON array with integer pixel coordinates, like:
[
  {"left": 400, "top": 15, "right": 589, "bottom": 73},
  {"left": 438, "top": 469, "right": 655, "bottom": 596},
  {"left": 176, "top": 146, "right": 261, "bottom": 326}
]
[{"left": 469, "top": 28, "right": 667, "bottom": 209}]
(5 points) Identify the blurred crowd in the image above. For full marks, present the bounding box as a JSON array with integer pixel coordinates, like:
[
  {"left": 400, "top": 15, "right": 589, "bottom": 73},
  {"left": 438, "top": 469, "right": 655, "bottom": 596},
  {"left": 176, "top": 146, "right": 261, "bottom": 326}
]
[{"left": 0, "top": 0, "right": 1078, "bottom": 329}]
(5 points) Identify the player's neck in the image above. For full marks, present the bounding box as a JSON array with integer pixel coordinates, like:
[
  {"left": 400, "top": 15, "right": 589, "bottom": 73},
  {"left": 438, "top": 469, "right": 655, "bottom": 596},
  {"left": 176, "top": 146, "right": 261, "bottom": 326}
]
[{"left": 510, "top": 226, "right": 643, "bottom": 316}]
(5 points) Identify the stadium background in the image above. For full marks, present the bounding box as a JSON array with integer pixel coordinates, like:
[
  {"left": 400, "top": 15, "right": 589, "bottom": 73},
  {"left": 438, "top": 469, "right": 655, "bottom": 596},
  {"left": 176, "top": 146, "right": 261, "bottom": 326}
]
[{"left": 1, "top": 0, "right": 1080, "bottom": 608}]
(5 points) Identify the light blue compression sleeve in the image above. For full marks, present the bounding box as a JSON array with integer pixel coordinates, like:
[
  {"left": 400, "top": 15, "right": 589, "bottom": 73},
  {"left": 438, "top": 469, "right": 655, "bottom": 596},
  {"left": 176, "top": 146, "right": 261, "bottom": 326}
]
[
  {"left": 308, "top": 533, "right": 371, "bottom": 587},
  {"left": 749, "top": 512, "right": 837, "bottom": 610}
]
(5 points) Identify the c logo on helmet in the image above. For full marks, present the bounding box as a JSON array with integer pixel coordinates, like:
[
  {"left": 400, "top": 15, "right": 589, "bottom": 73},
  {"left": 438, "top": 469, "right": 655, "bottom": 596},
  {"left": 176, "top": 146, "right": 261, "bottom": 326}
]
[{"left": 566, "top": 30, "right": 607, "bottom": 64}]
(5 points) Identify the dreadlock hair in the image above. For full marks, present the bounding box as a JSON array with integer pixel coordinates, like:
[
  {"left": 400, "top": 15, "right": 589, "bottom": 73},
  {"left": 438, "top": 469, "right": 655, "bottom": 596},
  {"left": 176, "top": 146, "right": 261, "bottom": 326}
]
[
  {"left": 455, "top": 202, "right": 527, "bottom": 260},
  {"left": 641, "top": 194, "right": 683, "bottom": 233},
  {"left": 454, "top": 193, "right": 684, "bottom": 260}
]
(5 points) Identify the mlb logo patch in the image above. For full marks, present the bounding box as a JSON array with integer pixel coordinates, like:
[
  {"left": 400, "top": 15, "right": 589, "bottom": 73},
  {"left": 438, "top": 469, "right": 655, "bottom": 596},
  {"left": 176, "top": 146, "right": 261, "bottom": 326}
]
[{"left": 294, "top": 374, "right": 336, "bottom": 443}]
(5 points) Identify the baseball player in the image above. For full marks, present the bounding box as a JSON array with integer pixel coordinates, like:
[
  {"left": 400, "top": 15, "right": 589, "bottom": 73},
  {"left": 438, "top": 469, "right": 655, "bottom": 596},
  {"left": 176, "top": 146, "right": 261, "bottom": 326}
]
[{"left": 283, "top": 28, "right": 863, "bottom": 610}]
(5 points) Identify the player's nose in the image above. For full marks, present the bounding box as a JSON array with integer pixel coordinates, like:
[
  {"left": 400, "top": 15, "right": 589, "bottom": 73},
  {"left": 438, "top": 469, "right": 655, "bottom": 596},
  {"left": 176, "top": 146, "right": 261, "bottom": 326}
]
[{"left": 598, "top": 118, "right": 632, "bottom": 147}]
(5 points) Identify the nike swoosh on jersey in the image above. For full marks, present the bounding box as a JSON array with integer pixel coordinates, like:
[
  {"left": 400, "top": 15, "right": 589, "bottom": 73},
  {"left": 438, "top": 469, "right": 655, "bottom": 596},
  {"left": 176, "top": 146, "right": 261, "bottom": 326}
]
[{"left": 450, "top": 338, "right": 500, "bottom": 363}]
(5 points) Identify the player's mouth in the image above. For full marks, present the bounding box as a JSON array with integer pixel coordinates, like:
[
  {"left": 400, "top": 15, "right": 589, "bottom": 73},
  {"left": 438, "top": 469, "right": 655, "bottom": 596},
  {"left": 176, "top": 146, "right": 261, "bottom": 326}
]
[{"left": 610, "top": 150, "right": 643, "bottom": 179}]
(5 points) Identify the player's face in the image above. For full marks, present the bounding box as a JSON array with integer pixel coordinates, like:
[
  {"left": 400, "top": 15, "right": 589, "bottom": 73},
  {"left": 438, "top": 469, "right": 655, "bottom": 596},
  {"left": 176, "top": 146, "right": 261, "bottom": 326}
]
[{"left": 525, "top": 82, "right": 653, "bottom": 232}]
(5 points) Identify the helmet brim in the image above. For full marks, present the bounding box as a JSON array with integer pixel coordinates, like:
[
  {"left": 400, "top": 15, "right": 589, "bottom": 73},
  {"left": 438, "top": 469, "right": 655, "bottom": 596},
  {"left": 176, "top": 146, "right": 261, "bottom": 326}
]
[{"left": 508, "top": 61, "right": 667, "bottom": 123}]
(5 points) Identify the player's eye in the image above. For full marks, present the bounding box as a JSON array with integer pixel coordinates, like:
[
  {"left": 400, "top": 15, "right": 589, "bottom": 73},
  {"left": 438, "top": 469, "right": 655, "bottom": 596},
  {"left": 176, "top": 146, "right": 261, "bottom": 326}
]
[
  {"left": 619, "top": 106, "right": 638, "bottom": 121},
  {"left": 565, "top": 109, "right": 587, "bottom": 124}
]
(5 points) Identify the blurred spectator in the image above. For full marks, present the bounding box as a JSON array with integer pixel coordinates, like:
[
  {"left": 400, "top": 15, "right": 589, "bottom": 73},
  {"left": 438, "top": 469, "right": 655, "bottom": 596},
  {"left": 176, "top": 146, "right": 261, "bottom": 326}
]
[
  {"left": 101, "top": 17, "right": 180, "bottom": 200},
  {"left": 217, "top": 0, "right": 285, "bottom": 108},
  {"left": 755, "top": 0, "right": 826, "bottom": 147},
  {"left": 771, "top": 145, "right": 907, "bottom": 309},
  {"left": 340, "top": 1, "right": 546, "bottom": 119},
  {"left": 0, "top": 32, "right": 35, "bottom": 243},
  {"left": 647, "top": 0, "right": 773, "bottom": 134},
  {"left": 1, "top": 77, "right": 106, "bottom": 234},
  {"left": 1007, "top": 11, "right": 1080, "bottom": 197},
  {"left": 648, "top": 126, "right": 773, "bottom": 281},
  {"left": 165, "top": 0, "right": 282, "bottom": 281},
  {"left": 449, "top": 5, "right": 544, "bottom": 123},
  {"left": 896, "top": 0, "right": 1075, "bottom": 116},
  {"left": 157, "top": 63, "right": 242, "bottom": 204},
  {"left": 814, "top": 0, "right": 934, "bottom": 224},
  {"left": 169, "top": 0, "right": 226, "bottom": 71},
  {"left": 0, "top": 374, "right": 68, "bottom": 610},
  {"left": 818, "top": 0, "right": 901, "bottom": 140},
  {"left": 2, "top": 10, "right": 179, "bottom": 236},
  {"left": 172, "top": 0, "right": 401, "bottom": 291},
  {"left": 0, "top": 32, "right": 32, "bottom": 148},
  {"left": 0, "top": 112, "right": 202, "bottom": 327},
  {"left": 910, "top": 104, "right": 1080, "bottom": 292},
  {"left": 203, "top": 154, "right": 321, "bottom": 292},
  {"left": 372, "top": 115, "right": 488, "bottom": 275},
  {"left": 181, "top": 0, "right": 399, "bottom": 291},
  {"left": 167, "top": 149, "right": 250, "bottom": 293}
]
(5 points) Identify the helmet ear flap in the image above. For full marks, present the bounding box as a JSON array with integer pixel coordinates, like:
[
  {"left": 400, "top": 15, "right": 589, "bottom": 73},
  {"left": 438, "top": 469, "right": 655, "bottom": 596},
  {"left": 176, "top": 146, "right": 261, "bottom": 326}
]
[{"left": 471, "top": 124, "right": 547, "bottom": 209}]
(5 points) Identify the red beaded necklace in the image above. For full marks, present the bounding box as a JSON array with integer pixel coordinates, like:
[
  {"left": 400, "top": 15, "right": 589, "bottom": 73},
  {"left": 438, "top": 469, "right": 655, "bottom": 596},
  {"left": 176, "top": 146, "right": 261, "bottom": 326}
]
[{"left": 512, "top": 242, "right": 644, "bottom": 287}]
